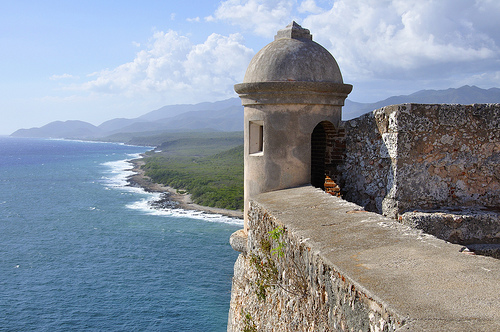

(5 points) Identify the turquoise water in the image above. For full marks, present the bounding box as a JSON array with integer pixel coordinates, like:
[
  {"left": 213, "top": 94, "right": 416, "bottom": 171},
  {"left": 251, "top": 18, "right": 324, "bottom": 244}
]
[{"left": 0, "top": 137, "right": 241, "bottom": 331}]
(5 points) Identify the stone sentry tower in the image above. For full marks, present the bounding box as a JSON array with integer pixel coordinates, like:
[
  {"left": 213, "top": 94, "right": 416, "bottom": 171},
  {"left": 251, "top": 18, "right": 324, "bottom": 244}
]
[{"left": 235, "top": 22, "right": 352, "bottom": 230}]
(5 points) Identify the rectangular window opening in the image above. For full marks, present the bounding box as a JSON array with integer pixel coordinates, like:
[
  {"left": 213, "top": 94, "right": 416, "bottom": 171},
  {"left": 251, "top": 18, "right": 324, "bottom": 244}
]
[{"left": 249, "top": 121, "right": 263, "bottom": 155}]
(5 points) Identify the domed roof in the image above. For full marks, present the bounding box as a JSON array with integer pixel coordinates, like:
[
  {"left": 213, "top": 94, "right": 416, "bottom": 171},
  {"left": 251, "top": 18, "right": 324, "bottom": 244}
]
[{"left": 243, "top": 22, "right": 343, "bottom": 84}]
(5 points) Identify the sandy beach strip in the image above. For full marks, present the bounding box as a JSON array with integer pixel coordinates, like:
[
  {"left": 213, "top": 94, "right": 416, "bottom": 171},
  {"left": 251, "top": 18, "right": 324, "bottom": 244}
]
[{"left": 127, "top": 158, "right": 244, "bottom": 219}]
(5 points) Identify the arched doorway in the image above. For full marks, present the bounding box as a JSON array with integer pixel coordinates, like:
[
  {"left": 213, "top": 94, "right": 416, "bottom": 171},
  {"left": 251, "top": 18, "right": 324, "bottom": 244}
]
[{"left": 311, "top": 121, "right": 344, "bottom": 190}]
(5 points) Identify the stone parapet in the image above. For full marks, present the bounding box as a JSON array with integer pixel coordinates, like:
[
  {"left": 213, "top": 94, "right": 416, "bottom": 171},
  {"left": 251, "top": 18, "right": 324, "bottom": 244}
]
[
  {"left": 341, "top": 103, "right": 500, "bottom": 218},
  {"left": 228, "top": 186, "right": 500, "bottom": 331}
]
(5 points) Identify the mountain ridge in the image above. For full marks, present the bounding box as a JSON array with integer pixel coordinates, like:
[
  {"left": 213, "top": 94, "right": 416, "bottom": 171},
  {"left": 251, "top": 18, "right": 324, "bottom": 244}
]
[
  {"left": 11, "top": 85, "right": 500, "bottom": 140},
  {"left": 343, "top": 85, "right": 500, "bottom": 119}
]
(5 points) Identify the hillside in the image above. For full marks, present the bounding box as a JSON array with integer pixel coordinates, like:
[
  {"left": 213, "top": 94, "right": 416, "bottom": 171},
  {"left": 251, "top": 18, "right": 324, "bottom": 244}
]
[
  {"left": 142, "top": 143, "right": 244, "bottom": 210},
  {"left": 123, "top": 131, "right": 244, "bottom": 211}
]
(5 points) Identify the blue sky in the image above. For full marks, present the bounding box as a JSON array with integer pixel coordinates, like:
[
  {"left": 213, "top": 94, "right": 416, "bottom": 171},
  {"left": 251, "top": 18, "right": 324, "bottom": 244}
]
[{"left": 1, "top": 0, "right": 499, "bottom": 134}]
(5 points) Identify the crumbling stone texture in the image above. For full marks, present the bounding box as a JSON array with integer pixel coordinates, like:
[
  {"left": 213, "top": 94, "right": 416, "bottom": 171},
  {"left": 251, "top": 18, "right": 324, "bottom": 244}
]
[
  {"left": 339, "top": 113, "right": 392, "bottom": 214},
  {"left": 341, "top": 104, "right": 500, "bottom": 218},
  {"left": 227, "top": 201, "right": 401, "bottom": 332}
]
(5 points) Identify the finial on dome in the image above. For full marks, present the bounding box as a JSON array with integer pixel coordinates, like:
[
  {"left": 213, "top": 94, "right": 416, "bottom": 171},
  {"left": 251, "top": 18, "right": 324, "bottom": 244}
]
[{"left": 274, "top": 21, "right": 312, "bottom": 41}]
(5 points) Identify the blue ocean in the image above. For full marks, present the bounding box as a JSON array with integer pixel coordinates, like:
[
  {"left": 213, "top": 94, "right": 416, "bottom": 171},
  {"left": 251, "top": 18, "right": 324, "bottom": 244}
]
[{"left": 0, "top": 137, "right": 241, "bottom": 331}]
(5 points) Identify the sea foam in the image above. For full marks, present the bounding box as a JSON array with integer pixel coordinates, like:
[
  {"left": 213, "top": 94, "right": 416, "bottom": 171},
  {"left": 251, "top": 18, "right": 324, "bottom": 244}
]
[
  {"left": 100, "top": 154, "right": 142, "bottom": 191},
  {"left": 126, "top": 198, "right": 243, "bottom": 226}
]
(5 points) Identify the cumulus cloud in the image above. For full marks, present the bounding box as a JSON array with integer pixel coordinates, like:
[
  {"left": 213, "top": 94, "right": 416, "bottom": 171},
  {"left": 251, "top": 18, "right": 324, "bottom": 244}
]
[
  {"left": 74, "top": 30, "right": 254, "bottom": 103},
  {"left": 297, "top": 0, "right": 322, "bottom": 14},
  {"left": 302, "top": 0, "right": 500, "bottom": 81},
  {"left": 65, "top": 0, "right": 500, "bottom": 106},
  {"left": 208, "top": 0, "right": 295, "bottom": 37},
  {"left": 209, "top": 0, "right": 500, "bottom": 86}
]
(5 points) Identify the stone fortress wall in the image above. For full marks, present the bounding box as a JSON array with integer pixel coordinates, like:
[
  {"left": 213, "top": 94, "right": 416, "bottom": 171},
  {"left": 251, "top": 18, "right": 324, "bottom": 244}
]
[
  {"left": 228, "top": 104, "right": 500, "bottom": 331},
  {"left": 339, "top": 103, "right": 500, "bottom": 248},
  {"left": 228, "top": 22, "right": 500, "bottom": 331},
  {"left": 340, "top": 103, "right": 500, "bottom": 217}
]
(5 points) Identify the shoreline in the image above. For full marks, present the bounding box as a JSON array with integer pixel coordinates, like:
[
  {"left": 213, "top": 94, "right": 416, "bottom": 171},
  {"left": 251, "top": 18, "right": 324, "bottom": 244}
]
[{"left": 126, "top": 158, "right": 244, "bottom": 219}]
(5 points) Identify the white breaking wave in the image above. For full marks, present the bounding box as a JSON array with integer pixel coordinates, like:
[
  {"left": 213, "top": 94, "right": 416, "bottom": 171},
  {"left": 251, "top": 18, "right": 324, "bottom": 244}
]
[
  {"left": 126, "top": 198, "right": 243, "bottom": 226},
  {"left": 100, "top": 155, "right": 142, "bottom": 192}
]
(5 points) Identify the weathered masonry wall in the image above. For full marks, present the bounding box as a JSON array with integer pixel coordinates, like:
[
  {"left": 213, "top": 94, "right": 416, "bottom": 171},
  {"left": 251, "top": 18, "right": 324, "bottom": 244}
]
[
  {"left": 340, "top": 103, "right": 500, "bottom": 219},
  {"left": 228, "top": 186, "right": 500, "bottom": 331}
]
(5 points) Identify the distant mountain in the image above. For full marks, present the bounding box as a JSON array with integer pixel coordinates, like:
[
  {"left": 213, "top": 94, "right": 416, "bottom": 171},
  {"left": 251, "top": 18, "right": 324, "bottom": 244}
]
[
  {"left": 99, "top": 104, "right": 243, "bottom": 136},
  {"left": 343, "top": 85, "right": 500, "bottom": 120},
  {"left": 155, "top": 105, "right": 243, "bottom": 132},
  {"left": 11, "top": 120, "right": 103, "bottom": 139},
  {"left": 11, "top": 86, "right": 500, "bottom": 139},
  {"left": 97, "top": 118, "right": 148, "bottom": 133},
  {"left": 137, "top": 98, "right": 241, "bottom": 122},
  {"left": 11, "top": 98, "right": 244, "bottom": 139}
]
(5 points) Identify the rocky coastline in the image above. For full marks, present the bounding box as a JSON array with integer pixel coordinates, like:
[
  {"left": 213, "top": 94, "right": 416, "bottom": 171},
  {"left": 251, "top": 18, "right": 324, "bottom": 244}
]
[{"left": 126, "top": 157, "right": 244, "bottom": 219}]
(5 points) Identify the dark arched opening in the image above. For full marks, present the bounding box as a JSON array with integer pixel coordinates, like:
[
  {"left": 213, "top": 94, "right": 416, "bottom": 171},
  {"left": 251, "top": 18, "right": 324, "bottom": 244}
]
[
  {"left": 311, "top": 121, "right": 345, "bottom": 190},
  {"left": 311, "top": 122, "right": 327, "bottom": 189}
]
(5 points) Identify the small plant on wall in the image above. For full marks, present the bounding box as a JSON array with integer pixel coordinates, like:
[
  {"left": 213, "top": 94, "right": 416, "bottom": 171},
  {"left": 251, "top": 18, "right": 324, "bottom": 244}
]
[
  {"left": 269, "top": 226, "right": 286, "bottom": 257},
  {"left": 250, "top": 226, "right": 308, "bottom": 301},
  {"left": 242, "top": 311, "right": 257, "bottom": 332}
]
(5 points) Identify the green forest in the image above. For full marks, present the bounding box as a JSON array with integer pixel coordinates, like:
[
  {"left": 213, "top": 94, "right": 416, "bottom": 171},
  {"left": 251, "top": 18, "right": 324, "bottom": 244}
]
[{"left": 139, "top": 131, "right": 244, "bottom": 210}]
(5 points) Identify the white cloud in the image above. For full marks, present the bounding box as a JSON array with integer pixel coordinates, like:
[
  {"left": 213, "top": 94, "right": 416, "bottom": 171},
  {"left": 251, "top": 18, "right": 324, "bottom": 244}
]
[
  {"left": 208, "top": 0, "right": 295, "bottom": 37},
  {"left": 183, "top": 33, "right": 254, "bottom": 91},
  {"left": 73, "top": 30, "right": 254, "bottom": 103},
  {"left": 207, "top": 0, "right": 500, "bottom": 88},
  {"left": 50, "top": 73, "right": 78, "bottom": 80},
  {"left": 61, "top": 0, "right": 500, "bottom": 108},
  {"left": 301, "top": 0, "right": 500, "bottom": 81},
  {"left": 298, "top": 0, "right": 322, "bottom": 14},
  {"left": 187, "top": 17, "right": 201, "bottom": 22}
]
